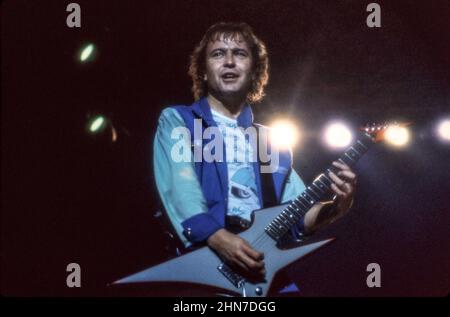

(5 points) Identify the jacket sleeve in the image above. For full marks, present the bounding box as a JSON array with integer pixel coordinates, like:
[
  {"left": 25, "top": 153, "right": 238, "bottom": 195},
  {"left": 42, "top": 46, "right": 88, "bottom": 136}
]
[{"left": 153, "top": 108, "right": 222, "bottom": 246}]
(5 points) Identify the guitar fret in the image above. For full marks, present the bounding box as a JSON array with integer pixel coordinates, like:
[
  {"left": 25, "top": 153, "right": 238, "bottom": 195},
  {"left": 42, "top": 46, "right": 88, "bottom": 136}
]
[
  {"left": 272, "top": 218, "right": 287, "bottom": 231},
  {"left": 340, "top": 154, "right": 353, "bottom": 166},
  {"left": 356, "top": 140, "right": 368, "bottom": 151},
  {"left": 268, "top": 219, "right": 283, "bottom": 231},
  {"left": 314, "top": 178, "right": 330, "bottom": 192},
  {"left": 290, "top": 202, "right": 306, "bottom": 217},
  {"left": 275, "top": 217, "right": 285, "bottom": 228},
  {"left": 338, "top": 158, "right": 347, "bottom": 166},
  {"left": 280, "top": 216, "right": 294, "bottom": 228},
  {"left": 281, "top": 209, "right": 295, "bottom": 222},
  {"left": 319, "top": 174, "right": 332, "bottom": 187},
  {"left": 344, "top": 152, "right": 356, "bottom": 164},
  {"left": 327, "top": 165, "right": 340, "bottom": 175},
  {"left": 291, "top": 208, "right": 303, "bottom": 221},
  {"left": 280, "top": 209, "right": 290, "bottom": 223},
  {"left": 301, "top": 192, "right": 315, "bottom": 205},
  {"left": 266, "top": 227, "right": 280, "bottom": 239},
  {"left": 311, "top": 182, "right": 326, "bottom": 196},
  {"left": 284, "top": 208, "right": 299, "bottom": 223},
  {"left": 278, "top": 213, "right": 291, "bottom": 225},
  {"left": 322, "top": 174, "right": 334, "bottom": 187},
  {"left": 293, "top": 199, "right": 304, "bottom": 210},
  {"left": 353, "top": 142, "right": 366, "bottom": 154},
  {"left": 270, "top": 225, "right": 283, "bottom": 236},
  {"left": 285, "top": 205, "right": 297, "bottom": 215},
  {"left": 306, "top": 187, "right": 320, "bottom": 200},
  {"left": 349, "top": 146, "right": 361, "bottom": 158},
  {"left": 295, "top": 197, "right": 310, "bottom": 209},
  {"left": 271, "top": 217, "right": 283, "bottom": 229},
  {"left": 267, "top": 223, "right": 282, "bottom": 236}
]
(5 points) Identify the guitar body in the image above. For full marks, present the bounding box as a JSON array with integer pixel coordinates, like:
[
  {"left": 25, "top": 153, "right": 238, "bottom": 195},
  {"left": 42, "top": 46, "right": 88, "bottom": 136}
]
[{"left": 114, "top": 204, "right": 335, "bottom": 297}]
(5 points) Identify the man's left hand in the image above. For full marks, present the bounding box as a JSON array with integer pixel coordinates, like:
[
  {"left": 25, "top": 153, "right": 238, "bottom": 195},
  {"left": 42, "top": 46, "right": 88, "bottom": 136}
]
[{"left": 327, "top": 161, "right": 357, "bottom": 222}]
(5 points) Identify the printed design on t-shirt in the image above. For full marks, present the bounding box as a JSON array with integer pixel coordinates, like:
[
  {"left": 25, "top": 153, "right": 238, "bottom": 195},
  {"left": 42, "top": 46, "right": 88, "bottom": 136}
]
[{"left": 228, "top": 167, "right": 259, "bottom": 218}]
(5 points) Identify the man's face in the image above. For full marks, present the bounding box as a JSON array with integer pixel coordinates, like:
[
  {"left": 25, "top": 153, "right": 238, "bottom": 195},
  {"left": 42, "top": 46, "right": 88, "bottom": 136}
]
[{"left": 204, "top": 34, "right": 254, "bottom": 99}]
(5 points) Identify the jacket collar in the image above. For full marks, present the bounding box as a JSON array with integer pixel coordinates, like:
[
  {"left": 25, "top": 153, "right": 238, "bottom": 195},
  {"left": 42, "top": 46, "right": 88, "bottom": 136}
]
[{"left": 191, "top": 97, "right": 254, "bottom": 129}]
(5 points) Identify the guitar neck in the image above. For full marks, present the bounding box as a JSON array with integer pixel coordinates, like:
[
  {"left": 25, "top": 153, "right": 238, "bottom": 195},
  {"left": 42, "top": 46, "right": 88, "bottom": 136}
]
[{"left": 265, "top": 132, "right": 376, "bottom": 241}]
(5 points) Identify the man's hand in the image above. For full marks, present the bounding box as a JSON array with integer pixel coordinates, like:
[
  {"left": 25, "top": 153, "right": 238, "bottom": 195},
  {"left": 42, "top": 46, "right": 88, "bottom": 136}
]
[
  {"left": 328, "top": 161, "right": 357, "bottom": 222},
  {"left": 207, "top": 229, "right": 265, "bottom": 277},
  {"left": 304, "top": 161, "right": 357, "bottom": 233}
]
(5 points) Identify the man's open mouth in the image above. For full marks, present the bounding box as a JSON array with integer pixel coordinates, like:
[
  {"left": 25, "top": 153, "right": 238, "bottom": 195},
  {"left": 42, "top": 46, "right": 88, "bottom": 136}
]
[{"left": 221, "top": 73, "right": 239, "bottom": 81}]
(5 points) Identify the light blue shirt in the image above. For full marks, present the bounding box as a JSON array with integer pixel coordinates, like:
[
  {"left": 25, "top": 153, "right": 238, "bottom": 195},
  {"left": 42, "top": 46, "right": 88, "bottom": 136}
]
[{"left": 210, "top": 108, "right": 261, "bottom": 221}]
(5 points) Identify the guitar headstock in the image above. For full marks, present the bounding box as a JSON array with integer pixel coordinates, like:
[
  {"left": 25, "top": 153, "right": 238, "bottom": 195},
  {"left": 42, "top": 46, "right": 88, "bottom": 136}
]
[{"left": 361, "top": 122, "right": 412, "bottom": 143}]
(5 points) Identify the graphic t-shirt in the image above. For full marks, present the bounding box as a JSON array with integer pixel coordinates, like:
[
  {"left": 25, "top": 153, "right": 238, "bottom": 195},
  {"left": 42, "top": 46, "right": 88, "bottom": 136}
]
[{"left": 211, "top": 109, "right": 261, "bottom": 221}]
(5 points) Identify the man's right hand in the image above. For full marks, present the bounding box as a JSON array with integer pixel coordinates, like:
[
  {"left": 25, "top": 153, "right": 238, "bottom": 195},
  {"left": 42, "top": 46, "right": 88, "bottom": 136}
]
[{"left": 206, "top": 229, "right": 265, "bottom": 277}]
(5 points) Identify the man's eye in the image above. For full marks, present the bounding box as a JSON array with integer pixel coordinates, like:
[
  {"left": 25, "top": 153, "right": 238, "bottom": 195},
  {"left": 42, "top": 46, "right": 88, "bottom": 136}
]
[
  {"left": 212, "top": 51, "right": 224, "bottom": 57},
  {"left": 236, "top": 51, "right": 248, "bottom": 57}
]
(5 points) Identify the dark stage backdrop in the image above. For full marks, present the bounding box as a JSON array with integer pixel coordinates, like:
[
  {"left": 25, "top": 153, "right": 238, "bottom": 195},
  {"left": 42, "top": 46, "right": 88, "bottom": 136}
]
[{"left": 2, "top": 0, "right": 449, "bottom": 296}]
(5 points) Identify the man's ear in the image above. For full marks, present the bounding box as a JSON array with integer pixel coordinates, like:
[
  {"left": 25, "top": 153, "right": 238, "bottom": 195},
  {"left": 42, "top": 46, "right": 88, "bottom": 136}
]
[{"left": 203, "top": 74, "right": 207, "bottom": 81}]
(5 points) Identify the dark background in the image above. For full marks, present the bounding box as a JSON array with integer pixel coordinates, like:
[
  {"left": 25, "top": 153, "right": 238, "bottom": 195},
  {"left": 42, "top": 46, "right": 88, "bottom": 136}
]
[{"left": 1, "top": 0, "right": 449, "bottom": 296}]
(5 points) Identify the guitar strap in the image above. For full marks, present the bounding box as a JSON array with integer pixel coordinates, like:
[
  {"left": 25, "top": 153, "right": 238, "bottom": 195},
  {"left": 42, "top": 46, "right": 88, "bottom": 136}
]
[
  {"left": 255, "top": 125, "right": 278, "bottom": 208},
  {"left": 260, "top": 164, "right": 278, "bottom": 208}
]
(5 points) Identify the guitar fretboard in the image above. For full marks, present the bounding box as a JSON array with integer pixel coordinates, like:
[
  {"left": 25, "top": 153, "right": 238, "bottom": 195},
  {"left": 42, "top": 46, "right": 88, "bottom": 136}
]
[{"left": 265, "top": 132, "right": 375, "bottom": 241}]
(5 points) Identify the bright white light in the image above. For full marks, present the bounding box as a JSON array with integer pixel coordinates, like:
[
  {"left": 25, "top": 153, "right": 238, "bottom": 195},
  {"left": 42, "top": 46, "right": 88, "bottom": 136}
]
[
  {"left": 89, "top": 116, "right": 105, "bottom": 132},
  {"left": 270, "top": 120, "right": 299, "bottom": 149},
  {"left": 80, "top": 44, "right": 95, "bottom": 62},
  {"left": 324, "top": 122, "right": 352, "bottom": 148},
  {"left": 437, "top": 119, "right": 450, "bottom": 141},
  {"left": 385, "top": 125, "right": 410, "bottom": 147}
]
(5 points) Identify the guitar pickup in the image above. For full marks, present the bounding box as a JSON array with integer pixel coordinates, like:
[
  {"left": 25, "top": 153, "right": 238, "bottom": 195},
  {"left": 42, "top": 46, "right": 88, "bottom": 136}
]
[{"left": 217, "top": 263, "right": 246, "bottom": 288}]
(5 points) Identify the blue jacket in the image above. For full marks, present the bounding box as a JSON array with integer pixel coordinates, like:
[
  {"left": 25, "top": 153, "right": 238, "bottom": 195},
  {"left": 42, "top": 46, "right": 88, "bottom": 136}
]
[{"left": 153, "top": 97, "right": 306, "bottom": 246}]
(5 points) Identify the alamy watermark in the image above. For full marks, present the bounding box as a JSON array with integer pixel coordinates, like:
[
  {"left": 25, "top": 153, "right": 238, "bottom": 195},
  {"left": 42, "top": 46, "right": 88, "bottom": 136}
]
[
  {"left": 366, "top": 3, "right": 381, "bottom": 28},
  {"left": 366, "top": 262, "right": 381, "bottom": 287},
  {"left": 66, "top": 262, "right": 81, "bottom": 287},
  {"left": 66, "top": 3, "right": 81, "bottom": 28},
  {"left": 170, "top": 120, "right": 280, "bottom": 173}
]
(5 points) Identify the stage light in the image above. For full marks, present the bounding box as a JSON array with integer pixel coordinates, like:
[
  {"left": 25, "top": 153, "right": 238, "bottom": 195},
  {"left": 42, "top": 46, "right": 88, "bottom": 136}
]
[
  {"left": 89, "top": 116, "right": 106, "bottom": 133},
  {"left": 80, "top": 44, "right": 95, "bottom": 62},
  {"left": 86, "top": 114, "right": 121, "bottom": 143},
  {"left": 324, "top": 122, "right": 352, "bottom": 148},
  {"left": 436, "top": 119, "right": 450, "bottom": 142},
  {"left": 270, "top": 120, "right": 299, "bottom": 149},
  {"left": 385, "top": 125, "right": 410, "bottom": 147}
]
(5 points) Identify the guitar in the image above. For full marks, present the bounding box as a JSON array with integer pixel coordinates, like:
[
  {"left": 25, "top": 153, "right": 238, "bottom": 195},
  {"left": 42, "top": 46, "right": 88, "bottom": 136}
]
[{"left": 113, "top": 124, "right": 389, "bottom": 297}]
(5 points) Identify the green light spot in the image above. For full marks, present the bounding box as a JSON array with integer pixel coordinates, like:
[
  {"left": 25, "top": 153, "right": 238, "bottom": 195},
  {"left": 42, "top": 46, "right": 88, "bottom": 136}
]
[
  {"left": 89, "top": 116, "right": 105, "bottom": 132},
  {"left": 80, "top": 44, "right": 95, "bottom": 62}
]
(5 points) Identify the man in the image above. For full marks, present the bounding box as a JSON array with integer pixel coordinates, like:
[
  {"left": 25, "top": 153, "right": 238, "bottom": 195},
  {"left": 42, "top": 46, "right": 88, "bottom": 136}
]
[{"left": 154, "top": 22, "right": 356, "bottom": 281}]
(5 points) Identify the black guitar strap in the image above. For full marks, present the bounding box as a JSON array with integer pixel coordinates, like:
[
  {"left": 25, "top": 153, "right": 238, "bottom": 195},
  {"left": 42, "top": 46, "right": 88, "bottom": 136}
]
[
  {"left": 255, "top": 125, "right": 278, "bottom": 208},
  {"left": 260, "top": 165, "right": 278, "bottom": 208}
]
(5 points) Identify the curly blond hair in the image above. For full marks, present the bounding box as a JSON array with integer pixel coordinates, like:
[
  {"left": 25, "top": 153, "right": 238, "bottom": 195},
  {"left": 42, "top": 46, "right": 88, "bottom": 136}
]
[{"left": 188, "top": 22, "right": 269, "bottom": 104}]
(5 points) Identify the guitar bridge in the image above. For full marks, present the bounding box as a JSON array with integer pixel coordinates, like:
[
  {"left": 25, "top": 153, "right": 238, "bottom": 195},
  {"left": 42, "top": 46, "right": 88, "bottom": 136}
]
[{"left": 217, "top": 263, "right": 246, "bottom": 288}]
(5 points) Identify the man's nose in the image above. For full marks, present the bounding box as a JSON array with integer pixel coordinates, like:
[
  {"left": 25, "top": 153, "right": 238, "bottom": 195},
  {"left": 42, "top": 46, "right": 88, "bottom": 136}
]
[{"left": 224, "top": 51, "right": 235, "bottom": 67}]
